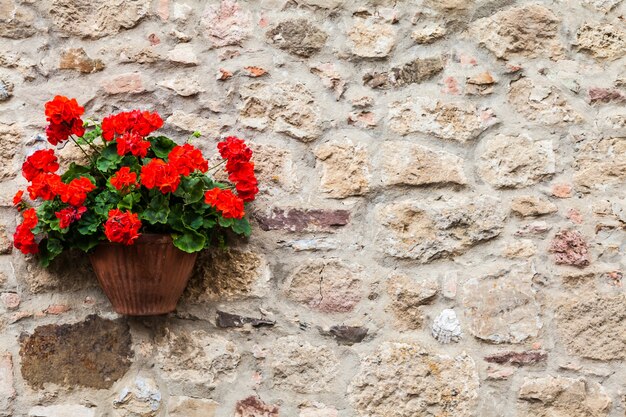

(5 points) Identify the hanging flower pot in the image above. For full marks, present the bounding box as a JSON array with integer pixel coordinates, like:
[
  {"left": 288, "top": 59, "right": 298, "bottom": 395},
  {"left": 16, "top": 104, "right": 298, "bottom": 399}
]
[
  {"left": 89, "top": 234, "right": 198, "bottom": 315},
  {"left": 12, "top": 96, "right": 259, "bottom": 315}
]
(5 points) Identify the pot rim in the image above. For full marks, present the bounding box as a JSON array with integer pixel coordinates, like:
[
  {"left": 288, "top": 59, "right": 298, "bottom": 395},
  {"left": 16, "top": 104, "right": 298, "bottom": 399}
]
[{"left": 95, "top": 233, "right": 175, "bottom": 248}]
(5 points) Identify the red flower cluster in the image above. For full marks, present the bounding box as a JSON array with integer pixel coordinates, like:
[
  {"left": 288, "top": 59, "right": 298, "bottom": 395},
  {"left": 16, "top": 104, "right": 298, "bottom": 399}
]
[
  {"left": 44, "top": 96, "right": 85, "bottom": 146},
  {"left": 204, "top": 187, "right": 245, "bottom": 219},
  {"left": 217, "top": 137, "right": 258, "bottom": 202},
  {"left": 14, "top": 207, "right": 39, "bottom": 254},
  {"left": 22, "top": 150, "right": 59, "bottom": 181},
  {"left": 12, "top": 190, "right": 24, "bottom": 209},
  {"left": 168, "top": 144, "right": 209, "bottom": 176},
  {"left": 110, "top": 167, "right": 137, "bottom": 191},
  {"left": 55, "top": 206, "right": 87, "bottom": 229},
  {"left": 60, "top": 177, "right": 96, "bottom": 206},
  {"left": 27, "top": 173, "right": 64, "bottom": 201},
  {"left": 104, "top": 209, "right": 142, "bottom": 245},
  {"left": 140, "top": 159, "right": 180, "bottom": 194},
  {"left": 101, "top": 110, "right": 163, "bottom": 157}
]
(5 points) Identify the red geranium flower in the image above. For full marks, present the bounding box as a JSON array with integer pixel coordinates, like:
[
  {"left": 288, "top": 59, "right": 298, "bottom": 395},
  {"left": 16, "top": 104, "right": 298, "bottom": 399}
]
[
  {"left": 140, "top": 159, "right": 180, "bottom": 194},
  {"left": 13, "top": 224, "right": 38, "bottom": 254},
  {"left": 204, "top": 187, "right": 245, "bottom": 219},
  {"left": 27, "top": 173, "right": 65, "bottom": 201},
  {"left": 60, "top": 177, "right": 96, "bottom": 207},
  {"left": 101, "top": 110, "right": 163, "bottom": 142},
  {"left": 13, "top": 190, "right": 24, "bottom": 210},
  {"left": 116, "top": 132, "right": 151, "bottom": 157},
  {"left": 22, "top": 149, "right": 59, "bottom": 181},
  {"left": 55, "top": 206, "right": 87, "bottom": 229},
  {"left": 44, "top": 96, "right": 85, "bottom": 145},
  {"left": 217, "top": 136, "right": 253, "bottom": 167},
  {"left": 110, "top": 167, "right": 137, "bottom": 191},
  {"left": 168, "top": 144, "right": 209, "bottom": 176},
  {"left": 14, "top": 207, "right": 39, "bottom": 254},
  {"left": 22, "top": 207, "right": 38, "bottom": 229},
  {"left": 227, "top": 161, "right": 259, "bottom": 202},
  {"left": 104, "top": 209, "right": 142, "bottom": 245}
]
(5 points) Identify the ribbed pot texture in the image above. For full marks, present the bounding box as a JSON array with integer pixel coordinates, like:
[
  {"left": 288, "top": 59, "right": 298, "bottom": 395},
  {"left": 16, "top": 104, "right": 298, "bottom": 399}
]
[{"left": 89, "top": 234, "right": 198, "bottom": 316}]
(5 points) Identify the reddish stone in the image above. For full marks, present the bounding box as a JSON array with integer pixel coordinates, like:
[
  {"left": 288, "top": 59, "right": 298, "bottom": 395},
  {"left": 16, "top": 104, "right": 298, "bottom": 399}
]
[
  {"left": 217, "top": 68, "right": 233, "bottom": 81},
  {"left": 348, "top": 111, "right": 376, "bottom": 128},
  {"left": 243, "top": 66, "right": 267, "bottom": 77},
  {"left": 255, "top": 208, "right": 350, "bottom": 232},
  {"left": 0, "top": 352, "right": 15, "bottom": 413},
  {"left": 549, "top": 229, "right": 591, "bottom": 268},
  {"left": 443, "top": 76, "right": 460, "bottom": 95},
  {"left": 9, "top": 311, "right": 32, "bottom": 323},
  {"left": 44, "top": 304, "right": 71, "bottom": 315},
  {"left": 588, "top": 87, "right": 626, "bottom": 104},
  {"left": 235, "top": 396, "right": 279, "bottom": 417},
  {"left": 156, "top": 0, "right": 169, "bottom": 20},
  {"left": 552, "top": 183, "right": 573, "bottom": 198},
  {"left": 101, "top": 73, "right": 144, "bottom": 94},
  {"left": 148, "top": 33, "right": 160, "bottom": 45},
  {"left": 484, "top": 350, "right": 547, "bottom": 366},
  {"left": 0, "top": 292, "right": 20, "bottom": 310},
  {"left": 567, "top": 208, "right": 584, "bottom": 224}
]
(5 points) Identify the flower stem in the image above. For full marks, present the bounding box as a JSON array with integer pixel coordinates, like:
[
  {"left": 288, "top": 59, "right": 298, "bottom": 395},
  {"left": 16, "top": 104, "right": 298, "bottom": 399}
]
[{"left": 208, "top": 159, "right": 226, "bottom": 173}]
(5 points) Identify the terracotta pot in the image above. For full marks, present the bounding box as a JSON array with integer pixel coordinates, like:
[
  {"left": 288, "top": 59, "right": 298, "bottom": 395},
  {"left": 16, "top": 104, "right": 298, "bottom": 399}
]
[{"left": 89, "top": 234, "right": 197, "bottom": 316}]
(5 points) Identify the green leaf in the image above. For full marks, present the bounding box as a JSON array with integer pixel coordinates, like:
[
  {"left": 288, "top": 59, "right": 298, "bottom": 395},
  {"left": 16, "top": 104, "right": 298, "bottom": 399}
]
[
  {"left": 217, "top": 216, "right": 234, "bottom": 228},
  {"left": 117, "top": 192, "right": 141, "bottom": 210},
  {"left": 167, "top": 205, "right": 185, "bottom": 232},
  {"left": 61, "top": 163, "right": 92, "bottom": 182},
  {"left": 182, "top": 211, "right": 204, "bottom": 230},
  {"left": 39, "top": 238, "right": 63, "bottom": 267},
  {"left": 79, "top": 124, "right": 103, "bottom": 144},
  {"left": 141, "top": 193, "right": 170, "bottom": 225},
  {"left": 77, "top": 212, "right": 100, "bottom": 235},
  {"left": 231, "top": 217, "right": 252, "bottom": 236},
  {"left": 149, "top": 136, "right": 176, "bottom": 159},
  {"left": 94, "top": 190, "right": 119, "bottom": 217},
  {"left": 96, "top": 143, "right": 123, "bottom": 173},
  {"left": 74, "top": 235, "right": 101, "bottom": 252},
  {"left": 174, "top": 176, "right": 205, "bottom": 204},
  {"left": 172, "top": 230, "right": 206, "bottom": 253}
]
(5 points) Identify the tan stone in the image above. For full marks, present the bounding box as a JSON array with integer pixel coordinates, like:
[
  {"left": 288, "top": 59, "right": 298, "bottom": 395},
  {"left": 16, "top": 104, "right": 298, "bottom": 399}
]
[
  {"left": 239, "top": 82, "right": 325, "bottom": 142},
  {"left": 101, "top": 73, "right": 144, "bottom": 94},
  {"left": 380, "top": 141, "right": 466, "bottom": 187},
  {"left": 49, "top": 0, "right": 151, "bottom": 38},
  {"left": 315, "top": 140, "right": 369, "bottom": 198},
  {"left": 166, "top": 111, "right": 231, "bottom": 135},
  {"left": 557, "top": 293, "right": 626, "bottom": 360},
  {"left": 168, "top": 396, "right": 218, "bottom": 417},
  {"left": 0, "top": 122, "right": 22, "bottom": 181},
  {"left": 0, "top": 352, "right": 15, "bottom": 414},
  {"left": 59, "top": 48, "right": 104, "bottom": 73},
  {"left": 462, "top": 263, "right": 542, "bottom": 344},
  {"left": 28, "top": 405, "right": 96, "bottom": 417},
  {"left": 577, "top": 22, "right": 626, "bottom": 61},
  {"left": 574, "top": 137, "right": 626, "bottom": 191},
  {"left": 470, "top": 4, "right": 564, "bottom": 60},
  {"left": 347, "top": 19, "right": 396, "bottom": 58},
  {"left": 200, "top": 0, "right": 251, "bottom": 48},
  {"left": 377, "top": 196, "right": 506, "bottom": 261},
  {"left": 285, "top": 258, "right": 362, "bottom": 313},
  {"left": 157, "top": 76, "right": 202, "bottom": 96},
  {"left": 386, "top": 272, "right": 438, "bottom": 329},
  {"left": 478, "top": 134, "right": 555, "bottom": 188},
  {"left": 511, "top": 195, "right": 558, "bottom": 217},
  {"left": 388, "top": 98, "right": 497, "bottom": 142},
  {"left": 166, "top": 43, "right": 198, "bottom": 66},
  {"left": 249, "top": 143, "right": 297, "bottom": 192},
  {"left": 267, "top": 19, "right": 328, "bottom": 57},
  {"left": 518, "top": 376, "right": 611, "bottom": 417},
  {"left": 348, "top": 342, "right": 479, "bottom": 417},
  {"left": 112, "top": 375, "right": 161, "bottom": 417},
  {"left": 503, "top": 239, "right": 537, "bottom": 259},
  {"left": 0, "top": 0, "right": 36, "bottom": 39},
  {"left": 411, "top": 23, "right": 446, "bottom": 44},
  {"left": 186, "top": 249, "right": 270, "bottom": 301},
  {"left": 155, "top": 328, "right": 240, "bottom": 386},
  {"left": 270, "top": 336, "right": 338, "bottom": 394},
  {"left": 508, "top": 78, "right": 582, "bottom": 125}
]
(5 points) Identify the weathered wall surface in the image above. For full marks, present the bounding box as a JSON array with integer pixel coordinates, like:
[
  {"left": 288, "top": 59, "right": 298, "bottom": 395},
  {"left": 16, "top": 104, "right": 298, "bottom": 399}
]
[{"left": 1, "top": 0, "right": 626, "bottom": 416}]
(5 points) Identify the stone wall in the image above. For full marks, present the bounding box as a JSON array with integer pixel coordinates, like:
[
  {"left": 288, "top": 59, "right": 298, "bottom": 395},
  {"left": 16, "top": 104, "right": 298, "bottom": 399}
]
[{"left": 1, "top": 0, "right": 625, "bottom": 416}]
